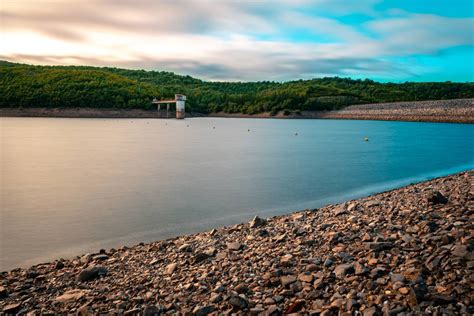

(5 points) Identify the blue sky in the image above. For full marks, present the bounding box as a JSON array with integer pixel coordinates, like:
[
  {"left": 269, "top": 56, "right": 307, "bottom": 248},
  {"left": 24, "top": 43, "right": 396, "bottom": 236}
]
[{"left": 1, "top": 0, "right": 473, "bottom": 82}]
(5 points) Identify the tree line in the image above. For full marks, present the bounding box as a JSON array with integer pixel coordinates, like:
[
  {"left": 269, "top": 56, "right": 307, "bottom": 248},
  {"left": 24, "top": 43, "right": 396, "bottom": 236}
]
[{"left": 1, "top": 61, "right": 472, "bottom": 114}]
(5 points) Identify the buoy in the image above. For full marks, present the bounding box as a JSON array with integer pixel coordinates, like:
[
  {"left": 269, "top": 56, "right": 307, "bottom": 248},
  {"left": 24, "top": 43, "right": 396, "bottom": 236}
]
[
  {"left": 364, "top": 137, "right": 369, "bottom": 142},
  {"left": 248, "top": 129, "right": 250, "bottom": 132},
  {"left": 213, "top": 126, "right": 215, "bottom": 129},
  {"left": 295, "top": 132, "right": 298, "bottom": 136}
]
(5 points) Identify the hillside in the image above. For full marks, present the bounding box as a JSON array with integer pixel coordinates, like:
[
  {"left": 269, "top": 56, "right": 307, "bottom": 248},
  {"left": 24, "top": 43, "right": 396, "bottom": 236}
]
[{"left": 1, "top": 61, "right": 473, "bottom": 114}]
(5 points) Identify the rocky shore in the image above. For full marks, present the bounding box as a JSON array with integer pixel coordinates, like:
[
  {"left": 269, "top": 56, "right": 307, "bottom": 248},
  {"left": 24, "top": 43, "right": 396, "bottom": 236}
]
[
  {"left": 1, "top": 98, "right": 473, "bottom": 123},
  {"left": 210, "top": 99, "right": 474, "bottom": 123},
  {"left": 1, "top": 171, "right": 473, "bottom": 315}
]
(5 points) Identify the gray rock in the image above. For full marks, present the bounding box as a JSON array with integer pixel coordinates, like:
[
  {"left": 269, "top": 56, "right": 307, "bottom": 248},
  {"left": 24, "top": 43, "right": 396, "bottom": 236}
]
[
  {"left": 77, "top": 265, "right": 108, "bottom": 282},
  {"left": 228, "top": 295, "right": 248, "bottom": 310},
  {"left": 192, "top": 305, "right": 215, "bottom": 315},
  {"left": 281, "top": 275, "right": 297, "bottom": 287},
  {"left": 226, "top": 242, "right": 243, "bottom": 251},
  {"left": 334, "top": 263, "right": 355, "bottom": 278},
  {"left": 249, "top": 215, "right": 266, "bottom": 228}
]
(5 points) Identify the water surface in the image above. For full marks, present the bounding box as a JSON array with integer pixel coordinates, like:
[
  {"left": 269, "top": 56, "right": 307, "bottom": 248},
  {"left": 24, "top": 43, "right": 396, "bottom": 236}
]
[{"left": 1, "top": 117, "right": 473, "bottom": 270}]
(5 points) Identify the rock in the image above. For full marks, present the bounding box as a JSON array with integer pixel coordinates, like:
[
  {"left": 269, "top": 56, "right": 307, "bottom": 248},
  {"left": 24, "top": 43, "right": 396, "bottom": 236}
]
[
  {"left": 234, "top": 283, "right": 249, "bottom": 294},
  {"left": 298, "top": 272, "right": 313, "bottom": 283},
  {"left": 365, "top": 200, "right": 380, "bottom": 207},
  {"left": 334, "top": 205, "right": 347, "bottom": 216},
  {"left": 210, "top": 293, "right": 222, "bottom": 303},
  {"left": 55, "top": 289, "right": 86, "bottom": 303},
  {"left": 363, "top": 306, "right": 380, "bottom": 316},
  {"left": 192, "top": 305, "right": 215, "bottom": 315},
  {"left": 54, "top": 261, "right": 65, "bottom": 270},
  {"left": 143, "top": 305, "right": 162, "bottom": 316},
  {"left": 285, "top": 299, "right": 305, "bottom": 313},
  {"left": 0, "top": 286, "right": 7, "bottom": 299},
  {"left": 178, "top": 243, "right": 192, "bottom": 252},
  {"left": 398, "top": 287, "right": 409, "bottom": 295},
  {"left": 93, "top": 254, "right": 109, "bottom": 261},
  {"left": 226, "top": 242, "right": 243, "bottom": 251},
  {"left": 281, "top": 275, "right": 297, "bottom": 287},
  {"left": 77, "top": 265, "right": 108, "bottom": 282},
  {"left": 452, "top": 244, "right": 468, "bottom": 257},
  {"left": 306, "top": 263, "right": 318, "bottom": 272},
  {"left": 228, "top": 295, "right": 248, "bottom": 310},
  {"left": 426, "top": 190, "right": 448, "bottom": 204},
  {"left": 366, "top": 242, "right": 394, "bottom": 251},
  {"left": 2, "top": 303, "right": 21, "bottom": 314},
  {"left": 193, "top": 252, "right": 210, "bottom": 264},
  {"left": 249, "top": 215, "right": 266, "bottom": 228},
  {"left": 334, "top": 263, "right": 355, "bottom": 278},
  {"left": 165, "top": 263, "right": 177, "bottom": 274}
]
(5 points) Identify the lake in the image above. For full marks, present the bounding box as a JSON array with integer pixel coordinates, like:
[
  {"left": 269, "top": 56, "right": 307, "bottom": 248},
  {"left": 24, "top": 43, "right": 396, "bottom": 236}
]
[{"left": 1, "top": 117, "right": 473, "bottom": 270}]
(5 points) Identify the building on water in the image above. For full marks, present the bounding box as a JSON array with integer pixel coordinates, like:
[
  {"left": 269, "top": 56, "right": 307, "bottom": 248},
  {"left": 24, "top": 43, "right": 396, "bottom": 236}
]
[{"left": 152, "top": 94, "right": 186, "bottom": 119}]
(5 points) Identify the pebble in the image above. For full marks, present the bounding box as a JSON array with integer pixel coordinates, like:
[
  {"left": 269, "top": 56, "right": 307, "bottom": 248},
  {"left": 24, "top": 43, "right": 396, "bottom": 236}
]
[{"left": 0, "top": 171, "right": 471, "bottom": 315}]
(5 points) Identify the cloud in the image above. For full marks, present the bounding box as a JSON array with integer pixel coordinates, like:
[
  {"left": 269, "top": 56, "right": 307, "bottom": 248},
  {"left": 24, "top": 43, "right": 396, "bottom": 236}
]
[{"left": 1, "top": 0, "right": 472, "bottom": 81}]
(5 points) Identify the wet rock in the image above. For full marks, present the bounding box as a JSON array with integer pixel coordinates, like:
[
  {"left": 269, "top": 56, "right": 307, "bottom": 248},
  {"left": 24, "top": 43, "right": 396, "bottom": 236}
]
[
  {"left": 77, "top": 265, "right": 108, "bottom": 282},
  {"left": 249, "top": 215, "right": 266, "bottom": 228}
]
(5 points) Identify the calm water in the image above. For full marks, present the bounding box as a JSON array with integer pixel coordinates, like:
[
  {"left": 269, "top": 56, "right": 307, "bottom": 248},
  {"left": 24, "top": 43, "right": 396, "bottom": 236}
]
[{"left": 1, "top": 117, "right": 473, "bottom": 270}]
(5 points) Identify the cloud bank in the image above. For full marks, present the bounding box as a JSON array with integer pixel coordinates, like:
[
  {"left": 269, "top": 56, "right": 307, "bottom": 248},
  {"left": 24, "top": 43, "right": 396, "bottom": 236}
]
[{"left": 1, "top": 0, "right": 473, "bottom": 81}]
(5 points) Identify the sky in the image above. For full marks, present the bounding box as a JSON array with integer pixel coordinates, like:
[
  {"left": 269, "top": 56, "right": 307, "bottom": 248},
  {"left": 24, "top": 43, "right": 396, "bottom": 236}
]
[{"left": 1, "top": 0, "right": 473, "bottom": 82}]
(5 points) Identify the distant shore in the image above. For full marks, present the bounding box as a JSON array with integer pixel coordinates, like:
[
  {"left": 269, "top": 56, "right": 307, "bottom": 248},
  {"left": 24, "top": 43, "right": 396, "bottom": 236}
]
[
  {"left": 1, "top": 171, "right": 472, "bottom": 314},
  {"left": 1, "top": 98, "right": 473, "bottom": 123}
]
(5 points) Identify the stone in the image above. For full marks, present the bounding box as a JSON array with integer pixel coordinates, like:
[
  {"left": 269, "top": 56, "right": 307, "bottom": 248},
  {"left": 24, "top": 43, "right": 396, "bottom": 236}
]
[
  {"left": 178, "top": 243, "right": 192, "bottom": 252},
  {"left": 363, "top": 306, "right": 380, "bottom": 316},
  {"left": 452, "top": 244, "right": 468, "bottom": 257},
  {"left": 399, "top": 287, "right": 410, "bottom": 295},
  {"left": 426, "top": 191, "right": 448, "bottom": 204},
  {"left": 77, "top": 265, "right": 108, "bottom": 282},
  {"left": 334, "top": 205, "right": 347, "bottom": 216},
  {"left": 93, "top": 254, "right": 109, "bottom": 261},
  {"left": 55, "top": 289, "right": 86, "bottom": 303},
  {"left": 249, "top": 215, "right": 266, "bottom": 228},
  {"left": 143, "top": 305, "right": 162, "bottom": 316},
  {"left": 366, "top": 242, "right": 394, "bottom": 251},
  {"left": 298, "top": 272, "right": 313, "bottom": 283},
  {"left": 0, "top": 286, "right": 7, "bottom": 299},
  {"left": 234, "top": 283, "right": 249, "bottom": 294},
  {"left": 55, "top": 261, "right": 65, "bottom": 269},
  {"left": 165, "top": 263, "right": 177, "bottom": 274},
  {"left": 281, "top": 275, "right": 297, "bottom": 287},
  {"left": 192, "top": 305, "right": 215, "bottom": 315},
  {"left": 228, "top": 295, "right": 248, "bottom": 310},
  {"left": 2, "top": 303, "right": 21, "bottom": 314},
  {"left": 334, "top": 263, "right": 355, "bottom": 278},
  {"left": 227, "top": 242, "right": 243, "bottom": 251},
  {"left": 210, "top": 293, "right": 222, "bottom": 303},
  {"left": 193, "top": 252, "right": 210, "bottom": 264}
]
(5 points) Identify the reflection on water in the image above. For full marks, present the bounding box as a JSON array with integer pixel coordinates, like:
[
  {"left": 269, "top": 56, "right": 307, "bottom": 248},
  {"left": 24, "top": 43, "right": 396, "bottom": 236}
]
[{"left": 1, "top": 117, "right": 473, "bottom": 270}]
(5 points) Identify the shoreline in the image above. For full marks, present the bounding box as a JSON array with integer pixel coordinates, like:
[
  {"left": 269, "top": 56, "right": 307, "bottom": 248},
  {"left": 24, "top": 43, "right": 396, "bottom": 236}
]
[
  {"left": 1, "top": 98, "right": 473, "bottom": 123},
  {"left": 1, "top": 170, "right": 472, "bottom": 314}
]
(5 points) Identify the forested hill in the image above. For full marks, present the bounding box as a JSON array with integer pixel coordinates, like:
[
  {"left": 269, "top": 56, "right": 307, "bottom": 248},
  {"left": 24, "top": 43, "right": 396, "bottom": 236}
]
[{"left": 1, "top": 60, "right": 473, "bottom": 114}]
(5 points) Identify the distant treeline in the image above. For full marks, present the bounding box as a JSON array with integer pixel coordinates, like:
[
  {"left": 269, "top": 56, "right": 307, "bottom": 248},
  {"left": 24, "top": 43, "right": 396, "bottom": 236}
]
[{"left": 1, "top": 61, "right": 473, "bottom": 114}]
